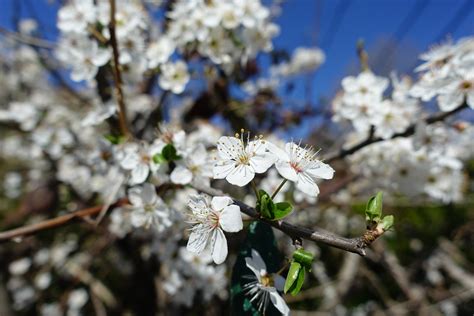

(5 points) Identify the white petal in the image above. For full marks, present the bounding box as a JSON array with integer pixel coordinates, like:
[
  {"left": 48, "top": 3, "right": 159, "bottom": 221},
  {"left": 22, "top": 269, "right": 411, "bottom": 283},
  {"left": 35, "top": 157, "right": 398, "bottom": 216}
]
[
  {"left": 249, "top": 154, "right": 274, "bottom": 173},
  {"left": 226, "top": 164, "right": 255, "bottom": 186},
  {"left": 219, "top": 205, "right": 243, "bottom": 233},
  {"left": 273, "top": 274, "right": 286, "bottom": 291},
  {"left": 170, "top": 165, "right": 193, "bottom": 185},
  {"left": 275, "top": 161, "right": 298, "bottom": 182},
  {"left": 266, "top": 142, "right": 290, "bottom": 161},
  {"left": 296, "top": 173, "right": 319, "bottom": 197},
  {"left": 128, "top": 187, "right": 144, "bottom": 207},
  {"left": 245, "top": 249, "right": 266, "bottom": 280},
  {"left": 211, "top": 196, "right": 232, "bottom": 211},
  {"left": 187, "top": 225, "right": 209, "bottom": 254},
  {"left": 306, "top": 161, "right": 335, "bottom": 179},
  {"left": 131, "top": 163, "right": 149, "bottom": 184},
  {"left": 211, "top": 229, "right": 228, "bottom": 264},
  {"left": 268, "top": 288, "right": 290, "bottom": 316},
  {"left": 120, "top": 152, "right": 139, "bottom": 170},
  {"left": 437, "top": 92, "right": 463, "bottom": 112},
  {"left": 217, "top": 136, "right": 241, "bottom": 160},
  {"left": 141, "top": 183, "right": 157, "bottom": 205},
  {"left": 246, "top": 139, "right": 267, "bottom": 155},
  {"left": 130, "top": 210, "right": 147, "bottom": 228},
  {"left": 213, "top": 160, "right": 235, "bottom": 179}
]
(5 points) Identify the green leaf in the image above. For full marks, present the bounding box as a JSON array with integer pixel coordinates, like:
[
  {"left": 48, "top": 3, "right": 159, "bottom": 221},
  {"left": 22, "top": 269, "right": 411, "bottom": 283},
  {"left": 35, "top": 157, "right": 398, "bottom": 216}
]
[
  {"left": 152, "top": 153, "right": 166, "bottom": 164},
  {"left": 284, "top": 261, "right": 301, "bottom": 294},
  {"left": 104, "top": 134, "right": 125, "bottom": 145},
  {"left": 381, "top": 215, "right": 394, "bottom": 231},
  {"left": 292, "top": 248, "right": 314, "bottom": 270},
  {"left": 366, "top": 192, "right": 383, "bottom": 222},
  {"left": 289, "top": 267, "right": 306, "bottom": 296},
  {"left": 256, "top": 190, "right": 274, "bottom": 219},
  {"left": 161, "top": 144, "right": 181, "bottom": 161},
  {"left": 272, "top": 202, "right": 293, "bottom": 220}
]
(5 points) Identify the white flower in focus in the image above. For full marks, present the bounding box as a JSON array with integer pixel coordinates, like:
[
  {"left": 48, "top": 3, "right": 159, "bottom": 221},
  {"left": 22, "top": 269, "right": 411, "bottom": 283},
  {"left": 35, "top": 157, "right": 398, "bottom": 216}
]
[
  {"left": 186, "top": 195, "right": 242, "bottom": 264},
  {"left": 269, "top": 142, "right": 334, "bottom": 197},
  {"left": 213, "top": 132, "right": 275, "bottom": 186},
  {"left": 128, "top": 183, "right": 172, "bottom": 231},
  {"left": 158, "top": 60, "right": 190, "bottom": 94},
  {"left": 243, "top": 249, "right": 289, "bottom": 316}
]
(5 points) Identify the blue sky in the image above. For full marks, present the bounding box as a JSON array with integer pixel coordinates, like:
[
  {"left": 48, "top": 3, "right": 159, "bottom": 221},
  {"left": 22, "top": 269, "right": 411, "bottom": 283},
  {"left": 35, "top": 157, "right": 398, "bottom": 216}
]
[{"left": 1, "top": 0, "right": 473, "bottom": 135}]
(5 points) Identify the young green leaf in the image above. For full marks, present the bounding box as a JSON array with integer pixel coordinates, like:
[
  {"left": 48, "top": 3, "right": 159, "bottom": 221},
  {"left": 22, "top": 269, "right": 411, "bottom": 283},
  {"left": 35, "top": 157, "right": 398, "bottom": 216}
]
[
  {"left": 381, "top": 215, "right": 394, "bottom": 231},
  {"left": 272, "top": 202, "right": 293, "bottom": 220},
  {"left": 161, "top": 144, "right": 181, "bottom": 161},
  {"left": 152, "top": 153, "right": 166, "bottom": 164},
  {"left": 292, "top": 248, "right": 314, "bottom": 270},
  {"left": 284, "top": 261, "right": 301, "bottom": 294},
  {"left": 289, "top": 267, "right": 306, "bottom": 296},
  {"left": 256, "top": 190, "right": 274, "bottom": 219},
  {"left": 366, "top": 191, "right": 383, "bottom": 222}
]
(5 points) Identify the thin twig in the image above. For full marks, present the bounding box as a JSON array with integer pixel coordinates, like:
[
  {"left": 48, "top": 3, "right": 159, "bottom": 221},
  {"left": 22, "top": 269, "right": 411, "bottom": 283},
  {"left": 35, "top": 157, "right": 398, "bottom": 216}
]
[
  {"left": 195, "top": 185, "right": 383, "bottom": 256},
  {"left": 0, "top": 27, "right": 56, "bottom": 49},
  {"left": 108, "top": 0, "right": 131, "bottom": 138},
  {"left": 0, "top": 199, "right": 128, "bottom": 242},
  {"left": 324, "top": 103, "right": 468, "bottom": 163}
]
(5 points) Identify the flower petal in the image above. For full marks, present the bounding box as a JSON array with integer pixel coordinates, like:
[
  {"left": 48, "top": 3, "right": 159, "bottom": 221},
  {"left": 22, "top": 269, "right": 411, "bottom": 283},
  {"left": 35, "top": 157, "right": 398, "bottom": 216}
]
[
  {"left": 170, "top": 165, "right": 193, "bottom": 185},
  {"left": 211, "top": 229, "right": 228, "bottom": 264},
  {"left": 217, "top": 136, "right": 241, "bottom": 160},
  {"left": 213, "top": 160, "right": 235, "bottom": 179},
  {"left": 131, "top": 163, "right": 149, "bottom": 184},
  {"left": 211, "top": 196, "right": 232, "bottom": 211},
  {"left": 249, "top": 154, "right": 274, "bottom": 173},
  {"left": 226, "top": 164, "right": 255, "bottom": 186},
  {"left": 219, "top": 205, "right": 243, "bottom": 233},
  {"left": 141, "top": 183, "right": 158, "bottom": 205},
  {"left": 128, "top": 187, "right": 144, "bottom": 207},
  {"left": 187, "top": 224, "right": 209, "bottom": 254},
  {"left": 268, "top": 288, "right": 290, "bottom": 316},
  {"left": 296, "top": 173, "right": 319, "bottom": 197},
  {"left": 306, "top": 161, "right": 335, "bottom": 180},
  {"left": 245, "top": 249, "right": 266, "bottom": 281},
  {"left": 275, "top": 161, "right": 298, "bottom": 182}
]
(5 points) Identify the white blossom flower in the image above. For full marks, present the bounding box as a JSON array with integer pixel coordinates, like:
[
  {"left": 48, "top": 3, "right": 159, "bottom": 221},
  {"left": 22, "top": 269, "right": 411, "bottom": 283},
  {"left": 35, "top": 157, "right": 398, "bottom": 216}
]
[
  {"left": 128, "top": 183, "right": 172, "bottom": 231},
  {"left": 146, "top": 36, "right": 176, "bottom": 69},
  {"left": 170, "top": 144, "right": 213, "bottom": 186},
  {"left": 186, "top": 195, "right": 242, "bottom": 264},
  {"left": 158, "top": 60, "right": 190, "bottom": 94},
  {"left": 213, "top": 133, "right": 275, "bottom": 186},
  {"left": 119, "top": 141, "right": 165, "bottom": 185},
  {"left": 269, "top": 142, "right": 334, "bottom": 197},
  {"left": 243, "top": 249, "right": 289, "bottom": 315}
]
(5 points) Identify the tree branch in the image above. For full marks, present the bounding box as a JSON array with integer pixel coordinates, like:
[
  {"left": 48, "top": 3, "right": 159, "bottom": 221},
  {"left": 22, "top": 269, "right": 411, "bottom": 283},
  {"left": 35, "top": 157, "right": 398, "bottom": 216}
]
[
  {"left": 195, "top": 186, "right": 383, "bottom": 256},
  {"left": 108, "top": 0, "right": 131, "bottom": 138},
  {"left": 324, "top": 103, "right": 468, "bottom": 163},
  {"left": 0, "top": 199, "right": 128, "bottom": 243}
]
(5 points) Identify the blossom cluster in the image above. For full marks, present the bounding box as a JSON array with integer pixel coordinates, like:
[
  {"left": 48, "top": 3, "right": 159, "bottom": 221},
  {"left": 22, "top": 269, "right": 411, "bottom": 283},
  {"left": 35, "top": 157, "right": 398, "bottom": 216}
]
[
  {"left": 333, "top": 71, "right": 418, "bottom": 139},
  {"left": 411, "top": 37, "right": 474, "bottom": 111}
]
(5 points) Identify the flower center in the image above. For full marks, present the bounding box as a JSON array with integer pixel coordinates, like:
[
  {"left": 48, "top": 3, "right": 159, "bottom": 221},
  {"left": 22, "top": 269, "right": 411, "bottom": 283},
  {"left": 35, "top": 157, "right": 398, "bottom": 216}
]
[
  {"left": 207, "top": 211, "right": 220, "bottom": 229},
  {"left": 260, "top": 273, "right": 274, "bottom": 287},
  {"left": 290, "top": 161, "right": 302, "bottom": 173}
]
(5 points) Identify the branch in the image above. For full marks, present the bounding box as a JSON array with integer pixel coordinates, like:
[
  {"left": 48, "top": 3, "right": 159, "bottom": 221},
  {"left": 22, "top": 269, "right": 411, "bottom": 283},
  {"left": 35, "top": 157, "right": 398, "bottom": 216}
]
[
  {"left": 196, "top": 186, "right": 384, "bottom": 256},
  {"left": 324, "top": 103, "right": 468, "bottom": 163},
  {"left": 108, "top": 0, "right": 131, "bottom": 138},
  {"left": 0, "top": 199, "right": 128, "bottom": 243},
  {"left": 0, "top": 27, "right": 56, "bottom": 49}
]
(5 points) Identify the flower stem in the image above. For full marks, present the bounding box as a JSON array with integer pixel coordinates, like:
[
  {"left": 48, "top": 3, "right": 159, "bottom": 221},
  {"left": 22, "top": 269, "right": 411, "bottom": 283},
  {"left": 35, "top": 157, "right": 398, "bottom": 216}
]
[
  {"left": 271, "top": 179, "right": 287, "bottom": 200},
  {"left": 251, "top": 180, "right": 260, "bottom": 200}
]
